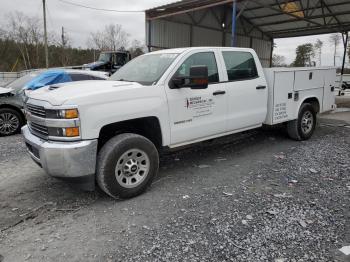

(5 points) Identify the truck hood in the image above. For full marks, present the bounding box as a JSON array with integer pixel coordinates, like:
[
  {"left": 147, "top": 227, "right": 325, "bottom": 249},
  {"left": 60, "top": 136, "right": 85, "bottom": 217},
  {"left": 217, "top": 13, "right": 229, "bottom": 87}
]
[{"left": 27, "top": 80, "right": 141, "bottom": 106}]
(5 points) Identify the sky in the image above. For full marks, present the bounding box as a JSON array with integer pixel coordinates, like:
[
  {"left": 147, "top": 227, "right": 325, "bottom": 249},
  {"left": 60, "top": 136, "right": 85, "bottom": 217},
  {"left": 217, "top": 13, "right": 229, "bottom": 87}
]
[{"left": 0, "top": 0, "right": 348, "bottom": 67}]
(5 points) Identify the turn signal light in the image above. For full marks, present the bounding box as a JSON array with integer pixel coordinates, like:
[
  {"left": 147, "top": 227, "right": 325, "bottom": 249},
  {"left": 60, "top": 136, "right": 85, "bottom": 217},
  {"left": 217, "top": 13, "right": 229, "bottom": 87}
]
[
  {"left": 193, "top": 78, "right": 208, "bottom": 85},
  {"left": 65, "top": 109, "right": 79, "bottom": 119},
  {"left": 65, "top": 127, "right": 80, "bottom": 137}
]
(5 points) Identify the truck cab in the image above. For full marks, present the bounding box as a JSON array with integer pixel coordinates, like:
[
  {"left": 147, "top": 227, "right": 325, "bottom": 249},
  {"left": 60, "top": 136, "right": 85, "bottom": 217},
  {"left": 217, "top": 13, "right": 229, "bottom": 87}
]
[
  {"left": 83, "top": 51, "right": 132, "bottom": 73},
  {"left": 22, "top": 47, "right": 336, "bottom": 199}
]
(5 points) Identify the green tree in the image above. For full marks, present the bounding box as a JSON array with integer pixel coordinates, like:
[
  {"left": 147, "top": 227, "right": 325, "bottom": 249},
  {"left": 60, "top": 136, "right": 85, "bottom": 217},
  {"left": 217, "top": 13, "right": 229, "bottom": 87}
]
[
  {"left": 329, "top": 33, "right": 341, "bottom": 66},
  {"left": 128, "top": 40, "right": 145, "bottom": 58},
  {"left": 292, "top": 43, "right": 315, "bottom": 67},
  {"left": 314, "top": 39, "right": 323, "bottom": 66},
  {"left": 272, "top": 54, "right": 287, "bottom": 67},
  {"left": 87, "top": 24, "right": 129, "bottom": 51}
]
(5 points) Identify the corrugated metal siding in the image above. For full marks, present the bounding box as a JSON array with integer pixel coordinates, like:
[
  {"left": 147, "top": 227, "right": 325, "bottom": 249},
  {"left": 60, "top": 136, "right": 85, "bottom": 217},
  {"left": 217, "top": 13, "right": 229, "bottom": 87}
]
[
  {"left": 236, "top": 35, "right": 251, "bottom": 48},
  {"left": 252, "top": 38, "right": 272, "bottom": 67},
  {"left": 225, "top": 34, "right": 252, "bottom": 47},
  {"left": 193, "top": 9, "right": 221, "bottom": 29},
  {"left": 225, "top": 34, "right": 271, "bottom": 66},
  {"left": 252, "top": 39, "right": 272, "bottom": 60},
  {"left": 192, "top": 26, "right": 222, "bottom": 46},
  {"left": 147, "top": 6, "right": 273, "bottom": 66},
  {"left": 150, "top": 20, "right": 191, "bottom": 48}
]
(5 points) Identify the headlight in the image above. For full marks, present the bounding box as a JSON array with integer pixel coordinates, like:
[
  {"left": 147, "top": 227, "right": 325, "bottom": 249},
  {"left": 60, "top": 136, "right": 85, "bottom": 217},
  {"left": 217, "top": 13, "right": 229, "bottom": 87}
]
[
  {"left": 46, "top": 108, "right": 80, "bottom": 138},
  {"left": 46, "top": 108, "right": 79, "bottom": 119},
  {"left": 48, "top": 127, "right": 80, "bottom": 137}
]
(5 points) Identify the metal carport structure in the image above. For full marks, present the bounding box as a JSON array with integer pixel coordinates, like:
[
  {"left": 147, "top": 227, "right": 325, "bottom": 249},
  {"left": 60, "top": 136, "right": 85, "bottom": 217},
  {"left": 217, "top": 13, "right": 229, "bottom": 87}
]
[{"left": 145, "top": 0, "right": 350, "bottom": 72}]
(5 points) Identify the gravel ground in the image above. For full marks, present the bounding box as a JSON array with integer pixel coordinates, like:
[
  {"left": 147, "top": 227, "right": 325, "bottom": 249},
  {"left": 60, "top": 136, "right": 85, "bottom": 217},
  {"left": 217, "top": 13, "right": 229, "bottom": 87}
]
[
  {"left": 0, "top": 116, "right": 349, "bottom": 262},
  {"left": 111, "top": 121, "right": 350, "bottom": 262}
]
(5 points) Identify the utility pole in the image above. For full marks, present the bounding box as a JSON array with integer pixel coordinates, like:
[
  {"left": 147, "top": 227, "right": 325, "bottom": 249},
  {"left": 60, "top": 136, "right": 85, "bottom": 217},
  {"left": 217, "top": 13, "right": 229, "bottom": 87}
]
[
  {"left": 61, "top": 26, "right": 66, "bottom": 66},
  {"left": 61, "top": 26, "right": 65, "bottom": 47},
  {"left": 43, "top": 0, "right": 49, "bottom": 68}
]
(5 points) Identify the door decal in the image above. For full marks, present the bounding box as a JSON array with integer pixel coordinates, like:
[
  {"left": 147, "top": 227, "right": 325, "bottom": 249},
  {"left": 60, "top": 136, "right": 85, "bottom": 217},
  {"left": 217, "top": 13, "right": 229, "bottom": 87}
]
[{"left": 185, "top": 96, "right": 215, "bottom": 119}]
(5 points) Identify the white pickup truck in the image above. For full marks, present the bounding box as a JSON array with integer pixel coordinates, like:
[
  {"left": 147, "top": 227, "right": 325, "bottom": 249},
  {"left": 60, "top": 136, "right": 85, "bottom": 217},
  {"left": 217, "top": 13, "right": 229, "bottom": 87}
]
[{"left": 22, "top": 47, "right": 336, "bottom": 199}]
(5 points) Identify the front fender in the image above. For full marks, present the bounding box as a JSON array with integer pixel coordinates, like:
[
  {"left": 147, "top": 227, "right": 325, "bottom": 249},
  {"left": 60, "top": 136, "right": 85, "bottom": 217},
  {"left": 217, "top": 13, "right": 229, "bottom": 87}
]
[{"left": 78, "top": 96, "right": 170, "bottom": 146}]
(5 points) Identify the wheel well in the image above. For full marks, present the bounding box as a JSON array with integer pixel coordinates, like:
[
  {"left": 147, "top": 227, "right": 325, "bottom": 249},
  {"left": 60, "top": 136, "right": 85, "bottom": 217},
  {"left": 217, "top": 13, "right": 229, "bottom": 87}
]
[
  {"left": 303, "top": 97, "right": 320, "bottom": 113},
  {"left": 0, "top": 104, "right": 25, "bottom": 122},
  {"left": 98, "top": 117, "right": 163, "bottom": 151}
]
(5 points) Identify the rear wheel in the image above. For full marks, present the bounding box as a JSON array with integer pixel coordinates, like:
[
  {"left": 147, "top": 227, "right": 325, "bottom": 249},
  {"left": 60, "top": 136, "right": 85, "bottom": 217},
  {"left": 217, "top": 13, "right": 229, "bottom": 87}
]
[
  {"left": 0, "top": 108, "right": 23, "bottom": 136},
  {"left": 287, "top": 103, "right": 316, "bottom": 141},
  {"left": 96, "top": 133, "right": 159, "bottom": 199}
]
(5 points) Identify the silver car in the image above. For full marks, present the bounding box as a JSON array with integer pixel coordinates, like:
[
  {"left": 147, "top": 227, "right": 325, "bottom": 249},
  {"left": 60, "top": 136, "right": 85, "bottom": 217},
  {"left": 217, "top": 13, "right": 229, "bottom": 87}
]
[{"left": 0, "top": 70, "right": 108, "bottom": 136}]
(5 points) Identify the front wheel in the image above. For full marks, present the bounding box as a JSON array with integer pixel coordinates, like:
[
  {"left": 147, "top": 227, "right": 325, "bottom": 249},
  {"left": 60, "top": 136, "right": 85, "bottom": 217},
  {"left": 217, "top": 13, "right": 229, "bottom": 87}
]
[
  {"left": 0, "top": 108, "right": 24, "bottom": 136},
  {"left": 287, "top": 103, "right": 316, "bottom": 141},
  {"left": 96, "top": 133, "right": 159, "bottom": 199}
]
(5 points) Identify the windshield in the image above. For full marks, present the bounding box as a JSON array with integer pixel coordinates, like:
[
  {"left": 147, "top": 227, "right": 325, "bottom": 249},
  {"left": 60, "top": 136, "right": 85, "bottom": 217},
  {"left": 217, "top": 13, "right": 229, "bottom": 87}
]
[
  {"left": 109, "top": 53, "right": 178, "bottom": 86},
  {"left": 4, "top": 72, "right": 41, "bottom": 92},
  {"left": 98, "top": 53, "right": 112, "bottom": 62}
]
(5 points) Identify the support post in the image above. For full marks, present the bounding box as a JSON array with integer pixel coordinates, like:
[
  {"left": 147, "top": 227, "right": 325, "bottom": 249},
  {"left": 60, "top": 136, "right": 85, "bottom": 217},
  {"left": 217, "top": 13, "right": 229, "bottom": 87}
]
[
  {"left": 339, "top": 31, "right": 348, "bottom": 95},
  {"left": 270, "top": 39, "right": 274, "bottom": 67},
  {"left": 147, "top": 20, "right": 152, "bottom": 52},
  {"left": 43, "top": 0, "right": 49, "bottom": 68},
  {"left": 190, "top": 24, "right": 193, "bottom": 47},
  {"left": 231, "top": 0, "right": 237, "bottom": 47}
]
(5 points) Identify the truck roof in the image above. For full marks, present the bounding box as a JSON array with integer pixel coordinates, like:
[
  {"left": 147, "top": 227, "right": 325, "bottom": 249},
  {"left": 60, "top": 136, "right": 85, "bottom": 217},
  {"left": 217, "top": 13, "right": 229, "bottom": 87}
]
[{"left": 149, "top": 46, "right": 256, "bottom": 55}]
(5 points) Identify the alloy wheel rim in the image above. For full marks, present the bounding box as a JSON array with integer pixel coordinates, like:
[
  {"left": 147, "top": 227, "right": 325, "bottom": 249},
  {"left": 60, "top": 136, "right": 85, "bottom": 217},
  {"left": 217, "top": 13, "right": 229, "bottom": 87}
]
[
  {"left": 0, "top": 113, "right": 19, "bottom": 135},
  {"left": 115, "top": 149, "right": 150, "bottom": 188},
  {"left": 301, "top": 111, "right": 313, "bottom": 134}
]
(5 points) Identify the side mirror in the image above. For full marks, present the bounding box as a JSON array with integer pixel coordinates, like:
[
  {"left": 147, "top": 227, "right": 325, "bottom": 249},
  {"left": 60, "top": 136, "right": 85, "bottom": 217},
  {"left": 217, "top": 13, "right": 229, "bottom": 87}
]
[
  {"left": 189, "top": 65, "right": 209, "bottom": 89},
  {"left": 170, "top": 77, "right": 185, "bottom": 89},
  {"left": 170, "top": 65, "right": 209, "bottom": 89}
]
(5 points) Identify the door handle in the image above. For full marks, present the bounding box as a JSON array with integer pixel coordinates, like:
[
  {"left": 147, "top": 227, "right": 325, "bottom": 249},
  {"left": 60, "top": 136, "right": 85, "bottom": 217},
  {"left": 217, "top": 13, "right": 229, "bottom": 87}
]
[
  {"left": 256, "top": 85, "right": 266, "bottom": 90},
  {"left": 213, "top": 90, "right": 226, "bottom": 96}
]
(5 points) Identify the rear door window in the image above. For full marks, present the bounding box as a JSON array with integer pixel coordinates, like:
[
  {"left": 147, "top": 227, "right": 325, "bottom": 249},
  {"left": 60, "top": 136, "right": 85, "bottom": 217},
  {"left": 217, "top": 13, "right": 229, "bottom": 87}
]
[{"left": 222, "top": 51, "right": 258, "bottom": 81}]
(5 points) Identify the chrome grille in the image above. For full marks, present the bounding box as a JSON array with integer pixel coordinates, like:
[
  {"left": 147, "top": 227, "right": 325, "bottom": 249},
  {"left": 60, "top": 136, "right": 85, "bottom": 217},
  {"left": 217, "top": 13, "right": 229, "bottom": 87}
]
[
  {"left": 26, "top": 104, "right": 46, "bottom": 118},
  {"left": 29, "top": 121, "right": 48, "bottom": 139}
]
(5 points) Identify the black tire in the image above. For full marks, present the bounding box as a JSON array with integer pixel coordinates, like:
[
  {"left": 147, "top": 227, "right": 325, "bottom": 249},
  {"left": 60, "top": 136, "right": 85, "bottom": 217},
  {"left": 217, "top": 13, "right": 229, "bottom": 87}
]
[
  {"left": 287, "top": 103, "right": 316, "bottom": 141},
  {"left": 0, "top": 108, "right": 24, "bottom": 136},
  {"left": 96, "top": 133, "right": 159, "bottom": 199}
]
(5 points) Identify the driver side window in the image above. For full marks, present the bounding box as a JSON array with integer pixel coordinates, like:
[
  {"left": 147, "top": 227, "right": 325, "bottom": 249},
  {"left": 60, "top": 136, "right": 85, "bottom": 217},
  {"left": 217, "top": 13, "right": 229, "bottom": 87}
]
[{"left": 175, "top": 52, "right": 219, "bottom": 83}]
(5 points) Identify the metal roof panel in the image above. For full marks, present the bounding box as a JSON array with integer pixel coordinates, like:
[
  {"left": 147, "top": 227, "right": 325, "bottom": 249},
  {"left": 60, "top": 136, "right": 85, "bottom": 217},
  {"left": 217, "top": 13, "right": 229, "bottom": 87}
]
[{"left": 146, "top": 0, "right": 350, "bottom": 38}]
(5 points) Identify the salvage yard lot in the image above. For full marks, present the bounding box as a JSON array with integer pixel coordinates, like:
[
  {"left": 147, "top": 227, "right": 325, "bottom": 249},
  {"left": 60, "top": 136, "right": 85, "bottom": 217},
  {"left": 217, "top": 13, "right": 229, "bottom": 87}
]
[{"left": 0, "top": 117, "right": 349, "bottom": 261}]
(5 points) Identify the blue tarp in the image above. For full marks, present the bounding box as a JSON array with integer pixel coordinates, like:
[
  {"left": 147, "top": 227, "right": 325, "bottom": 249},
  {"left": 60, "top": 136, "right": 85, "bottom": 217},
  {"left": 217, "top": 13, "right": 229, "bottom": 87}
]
[{"left": 24, "top": 70, "right": 72, "bottom": 90}]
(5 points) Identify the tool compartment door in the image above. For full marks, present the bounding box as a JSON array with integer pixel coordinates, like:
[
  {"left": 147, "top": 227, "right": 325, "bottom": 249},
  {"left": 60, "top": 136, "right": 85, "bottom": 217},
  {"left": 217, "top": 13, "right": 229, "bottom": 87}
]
[
  {"left": 322, "top": 69, "right": 336, "bottom": 112},
  {"left": 294, "top": 70, "right": 324, "bottom": 91},
  {"left": 272, "top": 71, "right": 295, "bottom": 124}
]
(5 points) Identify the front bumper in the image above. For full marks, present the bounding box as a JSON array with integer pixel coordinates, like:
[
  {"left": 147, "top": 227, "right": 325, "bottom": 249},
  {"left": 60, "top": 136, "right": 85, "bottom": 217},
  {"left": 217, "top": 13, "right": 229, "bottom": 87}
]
[{"left": 22, "top": 125, "right": 98, "bottom": 180}]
